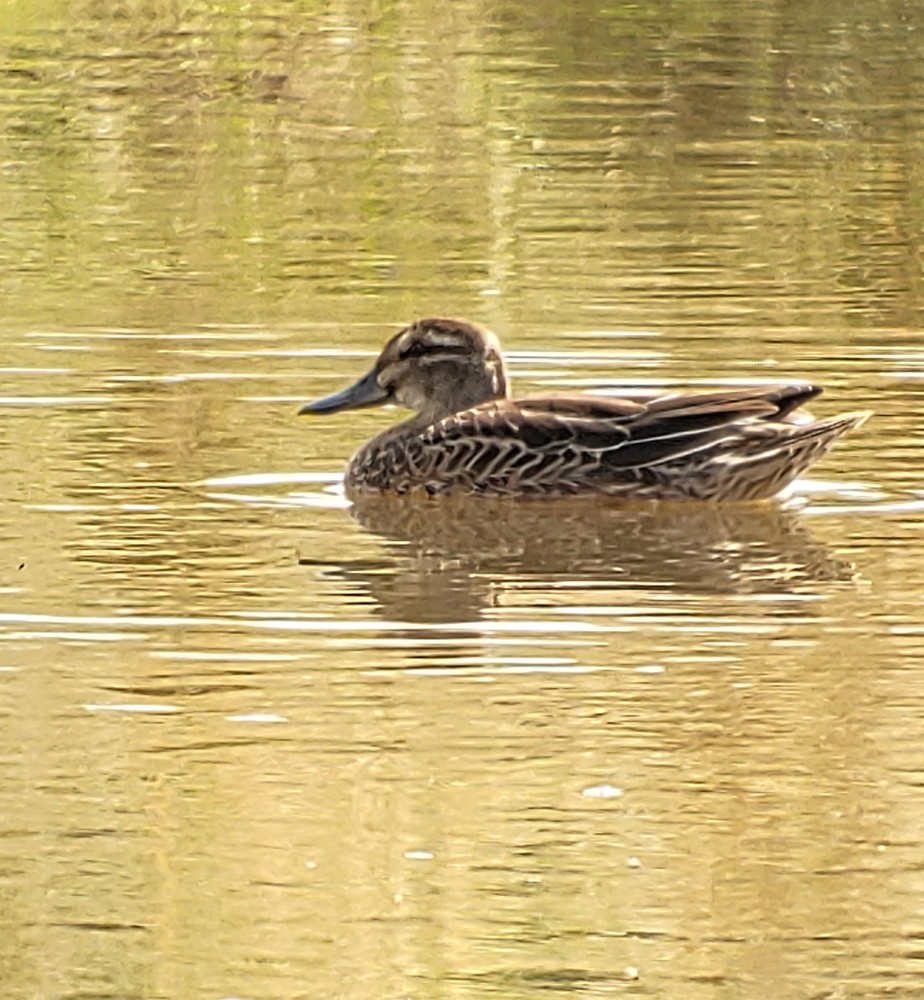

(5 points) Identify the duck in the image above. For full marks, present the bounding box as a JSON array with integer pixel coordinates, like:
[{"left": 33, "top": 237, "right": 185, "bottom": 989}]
[{"left": 298, "top": 317, "right": 869, "bottom": 501}]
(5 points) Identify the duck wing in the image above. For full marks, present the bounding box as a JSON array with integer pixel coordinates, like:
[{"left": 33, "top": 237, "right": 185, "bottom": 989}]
[{"left": 407, "top": 385, "right": 822, "bottom": 491}]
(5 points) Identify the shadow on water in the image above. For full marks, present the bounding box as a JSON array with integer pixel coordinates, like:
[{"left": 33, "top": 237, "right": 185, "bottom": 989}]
[{"left": 300, "top": 494, "right": 857, "bottom": 624}]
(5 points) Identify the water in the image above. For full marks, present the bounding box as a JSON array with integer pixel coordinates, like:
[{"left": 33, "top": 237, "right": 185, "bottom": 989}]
[{"left": 2, "top": 1, "right": 924, "bottom": 997}]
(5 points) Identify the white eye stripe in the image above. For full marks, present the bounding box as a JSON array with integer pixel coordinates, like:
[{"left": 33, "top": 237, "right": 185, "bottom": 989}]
[
  {"left": 389, "top": 320, "right": 501, "bottom": 364},
  {"left": 395, "top": 331, "right": 466, "bottom": 357},
  {"left": 422, "top": 331, "right": 467, "bottom": 349}
]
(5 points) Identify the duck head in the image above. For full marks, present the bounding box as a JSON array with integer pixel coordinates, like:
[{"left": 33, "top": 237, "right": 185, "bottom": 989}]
[{"left": 299, "top": 317, "right": 509, "bottom": 423}]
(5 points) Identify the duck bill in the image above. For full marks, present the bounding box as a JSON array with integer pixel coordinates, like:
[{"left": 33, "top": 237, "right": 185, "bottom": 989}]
[{"left": 298, "top": 368, "right": 390, "bottom": 415}]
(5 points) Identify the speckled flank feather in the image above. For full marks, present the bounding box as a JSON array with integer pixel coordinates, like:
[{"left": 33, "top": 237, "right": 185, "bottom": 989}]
[{"left": 300, "top": 318, "right": 870, "bottom": 501}]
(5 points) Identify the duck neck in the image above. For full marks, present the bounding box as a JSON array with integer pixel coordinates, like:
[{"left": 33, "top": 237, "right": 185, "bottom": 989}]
[{"left": 440, "top": 364, "right": 509, "bottom": 418}]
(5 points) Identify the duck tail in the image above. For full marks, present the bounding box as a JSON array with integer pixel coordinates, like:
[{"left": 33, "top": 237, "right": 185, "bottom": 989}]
[{"left": 795, "top": 410, "right": 872, "bottom": 443}]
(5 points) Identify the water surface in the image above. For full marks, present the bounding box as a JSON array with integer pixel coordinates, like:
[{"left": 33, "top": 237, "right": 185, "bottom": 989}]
[{"left": 2, "top": 2, "right": 924, "bottom": 998}]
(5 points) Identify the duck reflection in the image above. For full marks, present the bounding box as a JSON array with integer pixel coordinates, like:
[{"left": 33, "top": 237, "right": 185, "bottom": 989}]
[{"left": 301, "top": 495, "right": 856, "bottom": 624}]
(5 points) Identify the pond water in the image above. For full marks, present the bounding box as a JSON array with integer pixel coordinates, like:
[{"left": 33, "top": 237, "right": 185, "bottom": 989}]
[{"left": 2, "top": 1, "right": 924, "bottom": 998}]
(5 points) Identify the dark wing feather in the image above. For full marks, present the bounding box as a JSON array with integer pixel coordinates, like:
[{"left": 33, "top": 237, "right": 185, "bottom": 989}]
[
  {"left": 597, "top": 385, "right": 822, "bottom": 469},
  {"left": 643, "top": 384, "right": 822, "bottom": 421}
]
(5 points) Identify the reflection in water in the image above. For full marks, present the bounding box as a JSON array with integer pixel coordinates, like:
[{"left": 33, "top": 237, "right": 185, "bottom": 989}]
[{"left": 303, "top": 495, "right": 855, "bottom": 623}]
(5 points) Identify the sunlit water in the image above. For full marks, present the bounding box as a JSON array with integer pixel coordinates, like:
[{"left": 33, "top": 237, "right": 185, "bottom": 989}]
[{"left": 2, "top": 2, "right": 924, "bottom": 998}]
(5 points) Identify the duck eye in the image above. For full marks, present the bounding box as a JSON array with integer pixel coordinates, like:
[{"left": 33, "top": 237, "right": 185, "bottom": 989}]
[{"left": 398, "top": 339, "right": 434, "bottom": 360}]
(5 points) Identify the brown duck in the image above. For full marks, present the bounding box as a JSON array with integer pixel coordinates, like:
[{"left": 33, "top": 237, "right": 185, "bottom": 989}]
[{"left": 299, "top": 317, "right": 869, "bottom": 500}]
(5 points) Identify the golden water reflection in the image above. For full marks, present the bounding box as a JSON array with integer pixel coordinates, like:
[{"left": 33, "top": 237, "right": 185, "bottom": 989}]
[{"left": 2, "top": 0, "right": 924, "bottom": 996}]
